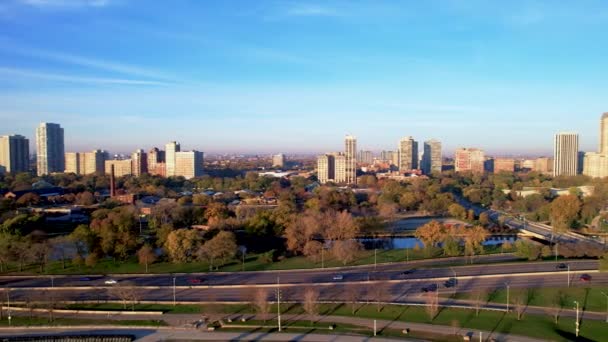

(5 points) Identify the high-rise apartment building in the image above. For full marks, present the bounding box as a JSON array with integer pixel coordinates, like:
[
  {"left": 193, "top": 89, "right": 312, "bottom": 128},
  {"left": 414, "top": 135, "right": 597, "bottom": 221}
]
[
  {"left": 344, "top": 135, "right": 357, "bottom": 184},
  {"left": 317, "top": 153, "right": 347, "bottom": 184},
  {"left": 165, "top": 141, "right": 180, "bottom": 177},
  {"left": 0, "top": 135, "right": 29, "bottom": 174},
  {"left": 421, "top": 139, "right": 442, "bottom": 174},
  {"left": 380, "top": 150, "right": 399, "bottom": 166},
  {"left": 493, "top": 158, "right": 515, "bottom": 173},
  {"left": 554, "top": 132, "right": 579, "bottom": 177},
  {"left": 358, "top": 150, "right": 373, "bottom": 165},
  {"left": 455, "top": 148, "right": 485, "bottom": 173},
  {"left": 175, "top": 151, "right": 204, "bottom": 179},
  {"left": 65, "top": 150, "right": 106, "bottom": 175},
  {"left": 131, "top": 149, "right": 148, "bottom": 176},
  {"left": 398, "top": 137, "right": 418, "bottom": 171},
  {"left": 317, "top": 154, "right": 334, "bottom": 184},
  {"left": 148, "top": 147, "right": 166, "bottom": 176},
  {"left": 583, "top": 113, "right": 608, "bottom": 178},
  {"left": 105, "top": 159, "right": 132, "bottom": 177},
  {"left": 36, "top": 122, "right": 64, "bottom": 176},
  {"left": 64, "top": 152, "right": 81, "bottom": 174},
  {"left": 600, "top": 113, "right": 608, "bottom": 155},
  {"left": 272, "top": 153, "right": 285, "bottom": 168}
]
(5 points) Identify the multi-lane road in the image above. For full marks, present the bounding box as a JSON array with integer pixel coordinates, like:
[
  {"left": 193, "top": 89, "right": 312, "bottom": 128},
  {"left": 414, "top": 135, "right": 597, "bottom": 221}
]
[{"left": 1, "top": 258, "right": 603, "bottom": 304}]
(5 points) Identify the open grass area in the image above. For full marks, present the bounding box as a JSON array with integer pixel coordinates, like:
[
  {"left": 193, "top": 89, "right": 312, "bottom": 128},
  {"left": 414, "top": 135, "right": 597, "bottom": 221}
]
[
  {"left": 448, "top": 286, "right": 608, "bottom": 313},
  {"left": 58, "top": 302, "right": 606, "bottom": 341},
  {"left": 0, "top": 316, "right": 167, "bottom": 327},
  {"left": 0, "top": 246, "right": 511, "bottom": 276}
]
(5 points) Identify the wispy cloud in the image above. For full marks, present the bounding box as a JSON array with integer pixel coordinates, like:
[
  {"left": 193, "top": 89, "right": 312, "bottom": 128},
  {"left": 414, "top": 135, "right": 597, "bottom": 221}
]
[
  {"left": 0, "top": 66, "right": 169, "bottom": 86},
  {"left": 0, "top": 39, "right": 173, "bottom": 82},
  {"left": 18, "top": 0, "right": 112, "bottom": 9},
  {"left": 284, "top": 4, "right": 341, "bottom": 17}
]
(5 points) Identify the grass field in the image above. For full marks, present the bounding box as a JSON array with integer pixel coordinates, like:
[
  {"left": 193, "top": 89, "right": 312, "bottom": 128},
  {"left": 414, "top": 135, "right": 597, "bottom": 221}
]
[
  {"left": 59, "top": 302, "right": 607, "bottom": 341},
  {"left": 448, "top": 286, "right": 608, "bottom": 313}
]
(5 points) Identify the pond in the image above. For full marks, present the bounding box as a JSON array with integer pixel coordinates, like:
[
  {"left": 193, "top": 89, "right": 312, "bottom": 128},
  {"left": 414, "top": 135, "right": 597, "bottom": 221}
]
[{"left": 357, "top": 235, "right": 518, "bottom": 250}]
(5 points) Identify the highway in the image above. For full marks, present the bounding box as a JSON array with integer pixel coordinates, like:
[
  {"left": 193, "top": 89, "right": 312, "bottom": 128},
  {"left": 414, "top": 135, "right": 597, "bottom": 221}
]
[{"left": 1, "top": 260, "right": 604, "bottom": 304}]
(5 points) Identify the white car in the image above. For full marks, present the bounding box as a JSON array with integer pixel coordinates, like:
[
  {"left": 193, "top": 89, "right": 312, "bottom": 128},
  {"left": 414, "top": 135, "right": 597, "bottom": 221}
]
[{"left": 104, "top": 279, "right": 118, "bottom": 285}]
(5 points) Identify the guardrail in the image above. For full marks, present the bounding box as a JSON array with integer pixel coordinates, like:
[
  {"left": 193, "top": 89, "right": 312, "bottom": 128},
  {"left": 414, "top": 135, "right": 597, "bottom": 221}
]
[{"left": 0, "top": 306, "right": 163, "bottom": 316}]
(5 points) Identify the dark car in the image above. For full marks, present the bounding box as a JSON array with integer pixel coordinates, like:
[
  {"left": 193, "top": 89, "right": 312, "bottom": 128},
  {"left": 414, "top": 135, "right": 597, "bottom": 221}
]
[
  {"left": 421, "top": 284, "right": 438, "bottom": 293},
  {"left": 402, "top": 268, "right": 417, "bottom": 275},
  {"left": 79, "top": 277, "right": 92, "bottom": 281},
  {"left": 579, "top": 274, "right": 592, "bottom": 282},
  {"left": 444, "top": 278, "right": 458, "bottom": 288},
  {"left": 556, "top": 263, "right": 567, "bottom": 270},
  {"left": 188, "top": 277, "right": 204, "bottom": 284}
]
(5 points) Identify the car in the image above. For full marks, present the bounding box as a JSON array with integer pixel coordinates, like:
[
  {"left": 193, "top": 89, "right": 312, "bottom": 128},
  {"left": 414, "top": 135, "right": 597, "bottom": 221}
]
[
  {"left": 104, "top": 279, "right": 118, "bottom": 285},
  {"left": 332, "top": 274, "right": 344, "bottom": 281},
  {"left": 401, "top": 268, "right": 417, "bottom": 275},
  {"left": 188, "top": 277, "right": 204, "bottom": 284},
  {"left": 421, "top": 284, "right": 438, "bottom": 293},
  {"left": 556, "top": 263, "right": 567, "bottom": 270},
  {"left": 79, "top": 277, "right": 92, "bottom": 281},
  {"left": 579, "top": 274, "right": 592, "bottom": 282},
  {"left": 444, "top": 278, "right": 458, "bottom": 288}
]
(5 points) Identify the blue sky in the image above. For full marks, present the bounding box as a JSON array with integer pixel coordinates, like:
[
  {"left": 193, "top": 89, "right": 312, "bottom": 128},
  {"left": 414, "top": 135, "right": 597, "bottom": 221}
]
[{"left": 0, "top": 0, "right": 607, "bottom": 155}]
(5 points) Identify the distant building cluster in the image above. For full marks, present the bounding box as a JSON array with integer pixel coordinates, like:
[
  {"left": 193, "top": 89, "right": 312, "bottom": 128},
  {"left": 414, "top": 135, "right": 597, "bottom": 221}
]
[{"left": 317, "top": 135, "right": 357, "bottom": 184}]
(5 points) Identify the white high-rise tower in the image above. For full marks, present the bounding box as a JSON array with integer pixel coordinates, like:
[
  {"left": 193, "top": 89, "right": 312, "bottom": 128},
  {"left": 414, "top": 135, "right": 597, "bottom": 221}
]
[{"left": 554, "top": 132, "right": 579, "bottom": 177}]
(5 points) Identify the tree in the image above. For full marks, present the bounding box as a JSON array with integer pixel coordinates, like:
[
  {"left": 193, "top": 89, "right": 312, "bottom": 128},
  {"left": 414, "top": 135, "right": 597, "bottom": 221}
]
[
  {"left": 108, "top": 281, "right": 139, "bottom": 310},
  {"left": 414, "top": 220, "right": 446, "bottom": 249},
  {"left": 513, "top": 294, "right": 526, "bottom": 320},
  {"left": 371, "top": 282, "right": 389, "bottom": 313},
  {"left": 303, "top": 287, "right": 320, "bottom": 325},
  {"left": 137, "top": 244, "right": 157, "bottom": 273},
  {"left": 252, "top": 288, "right": 270, "bottom": 323},
  {"left": 463, "top": 226, "right": 489, "bottom": 262},
  {"left": 472, "top": 289, "right": 487, "bottom": 317},
  {"left": 164, "top": 228, "right": 201, "bottom": 263},
  {"left": 75, "top": 191, "right": 95, "bottom": 205},
  {"left": 49, "top": 236, "right": 71, "bottom": 270},
  {"left": 514, "top": 240, "right": 541, "bottom": 261},
  {"left": 85, "top": 252, "right": 99, "bottom": 268},
  {"left": 197, "top": 231, "right": 237, "bottom": 270},
  {"left": 69, "top": 224, "right": 96, "bottom": 259},
  {"left": 302, "top": 240, "right": 323, "bottom": 262},
  {"left": 479, "top": 212, "right": 490, "bottom": 226},
  {"left": 442, "top": 236, "right": 461, "bottom": 257},
  {"left": 550, "top": 194, "right": 581, "bottom": 234},
  {"left": 331, "top": 240, "right": 361, "bottom": 266},
  {"left": 448, "top": 204, "right": 467, "bottom": 220},
  {"left": 325, "top": 211, "right": 359, "bottom": 241},
  {"left": 425, "top": 290, "right": 440, "bottom": 320}
]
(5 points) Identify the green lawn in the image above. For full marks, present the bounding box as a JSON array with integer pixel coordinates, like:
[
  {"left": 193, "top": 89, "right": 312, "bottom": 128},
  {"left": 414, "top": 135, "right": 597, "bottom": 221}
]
[
  {"left": 56, "top": 302, "right": 607, "bottom": 341},
  {"left": 0, "top": 246, "right": 511, "bottom": 276},
  {"left": 448, "top": 286, "right": 608, "bottom": 313}
]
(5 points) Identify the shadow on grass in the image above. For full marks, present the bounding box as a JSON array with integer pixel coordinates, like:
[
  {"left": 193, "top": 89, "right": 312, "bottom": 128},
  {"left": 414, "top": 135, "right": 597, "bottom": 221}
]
[{"left": 555, "top": 330, "right": 595, "bottom": 342}]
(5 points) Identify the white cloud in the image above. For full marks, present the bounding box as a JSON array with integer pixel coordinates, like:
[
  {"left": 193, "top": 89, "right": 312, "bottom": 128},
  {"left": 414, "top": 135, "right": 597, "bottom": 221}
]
[
  {"left": 18, "top": 0, "right": 111, "bottom": 8},
  {"left": 0, "top": 66, "right": 169, "bottom": 86}
]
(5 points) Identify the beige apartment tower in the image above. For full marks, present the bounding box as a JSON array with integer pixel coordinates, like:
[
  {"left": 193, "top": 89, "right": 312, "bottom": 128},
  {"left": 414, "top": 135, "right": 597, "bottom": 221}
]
[
  {"left": 105, "top": 159, "right": 133, "bottom": 177},
  {"left": 317, "top": 152, "right": 347, "bottom": 184},
  {"left": 0, "top": 135, "right": 29, "bottom": 174},
  {"left": 553, "top": 132, "right": 579, "bottom": 177},
  {"left": 583, "top": 113, "right": 608, "bottom": 178},
  {"left": 165, "top": 141, "right": 180, "bottom": 177},
  {"left": 344, "top": 135, "right": 357, "bottom": 184},
  {"left": 398, "top": 137, "right": 418, "bottom": 171},
  {"left": 131, "top": 149, "right": 148, "bottom": 176},
  {"left": 174, "top": 151, "right": 204, "bottom": 179}
]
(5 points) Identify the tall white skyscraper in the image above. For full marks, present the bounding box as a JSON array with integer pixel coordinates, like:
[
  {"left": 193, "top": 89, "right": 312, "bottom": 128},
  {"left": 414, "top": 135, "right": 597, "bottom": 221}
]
[
  {"left": 344, "top": 135, "right": 357, "bottom": 184},
  {"left": 584, "top": 113, "right": 608, "bottom": 178},
  {"left": 554, "top": 132, "right": 579, "bottom": 177},
  {"left": 165, "top": 141, "right": 180, "bottom": 177},
  {"left": 0, "top": 135, "right": 29, "bottom": 174},
  {"left": 600, "top": 113, "right": 608, "bottom": 155},
  {"left": 422, "top": 139, "right": 442, "bottom": 174},
  {"left": 398, "top": 136, "right": 418, "bottom": 171},
  {"left": 36, "top": 122, "right": 64, "bottom": 176}
]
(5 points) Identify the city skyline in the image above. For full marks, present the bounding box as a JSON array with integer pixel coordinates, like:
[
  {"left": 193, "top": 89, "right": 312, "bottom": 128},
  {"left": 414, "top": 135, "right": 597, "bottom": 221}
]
[{"left": 0, "top": 1, "right": 606, "bottom": 154}]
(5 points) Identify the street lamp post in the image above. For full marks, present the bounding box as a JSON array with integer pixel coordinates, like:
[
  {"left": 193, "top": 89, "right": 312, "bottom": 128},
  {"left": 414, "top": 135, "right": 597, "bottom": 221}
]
[
  {"left": 374, "top": 248, "right": 377, "bottom": 270},
  {"left": 321, "top": 247, "right": 324, "bottom": 269},
  {"left": 277, "top": 277, "right": 282, "bottom": 332},
  {"left": 574, "top": 301, "right": 580, "bottom": 337},
  {"left": 6, "top": 288, "right": 11, "bottom": 327},
  {"left": 567, "top": 264, "right": 571, "bottom": 288},
  {"left": 601, "top": 292, "right": 608, "bottom": 323},
  {"left": 172, "top": 277, "right": 176, "bottom": 306},
  {"left": 505, "top": 283, "right": 510, "bottom": 313},
  {"left": 555, "top": 243, "right": 559, "bottom": 262}
]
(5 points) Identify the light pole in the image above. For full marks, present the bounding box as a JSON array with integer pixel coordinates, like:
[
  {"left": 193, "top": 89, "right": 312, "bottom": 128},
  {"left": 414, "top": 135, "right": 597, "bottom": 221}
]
[
  {"left": 277, "top": 277, "right": 282, "bottom": 332},
  {"left": 51, "top": 276, "right": 54, "bottom": 288},
  {"left": 601, "top": 292, "right": 608, "bottom": 323},
  {"left": 574, "top": 301, "right": 580, "bottom": 337},
  {"left": 6, "top": 288, "right": 11, "bottom": 327},
  {"left": 172, "top": 276, "right": 176, "bottom": 306},
  {"left": 567, "top": 264, "right": 571, "bottom": 288},
  {"left": 505, "top": 283, "right": 510, "bottom": 313},
  {"left": 555, "top": 243, "right": 559, "bottom": 262},
  {"left": 321, "top": 247, "right": 324, "bottom": 269},
  {"left": 374, "top": 248, "right": 377, "bottom": 270}
]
